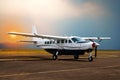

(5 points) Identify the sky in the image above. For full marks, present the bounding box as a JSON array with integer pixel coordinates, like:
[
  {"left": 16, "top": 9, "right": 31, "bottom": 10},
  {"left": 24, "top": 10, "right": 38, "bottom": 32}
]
[{"left": 0, "top": 0, "right": 120, "bottom": 50}]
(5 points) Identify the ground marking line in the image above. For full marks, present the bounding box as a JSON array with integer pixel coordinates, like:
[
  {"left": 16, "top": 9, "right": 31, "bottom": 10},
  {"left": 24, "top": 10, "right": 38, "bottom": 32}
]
[{"left": 0, "top": 65, "right": 120, "bottom": 78}]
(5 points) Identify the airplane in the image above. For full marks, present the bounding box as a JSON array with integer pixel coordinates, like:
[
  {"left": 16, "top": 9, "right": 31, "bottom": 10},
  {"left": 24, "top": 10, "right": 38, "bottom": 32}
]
[{"left": 8, "top": 26, "right": 111, "bottom": 61}]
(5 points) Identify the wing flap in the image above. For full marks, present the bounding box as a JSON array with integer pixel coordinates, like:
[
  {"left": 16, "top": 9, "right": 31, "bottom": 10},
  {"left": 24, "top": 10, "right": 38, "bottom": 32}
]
[{"left": 19, "top": 40, "right": 37, "bottom": 43}]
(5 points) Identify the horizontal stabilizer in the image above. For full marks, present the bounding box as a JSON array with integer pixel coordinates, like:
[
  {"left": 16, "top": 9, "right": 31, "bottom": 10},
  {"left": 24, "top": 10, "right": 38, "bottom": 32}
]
[{"left": 19, "top": 40, "right": 37, "bottom": 44}]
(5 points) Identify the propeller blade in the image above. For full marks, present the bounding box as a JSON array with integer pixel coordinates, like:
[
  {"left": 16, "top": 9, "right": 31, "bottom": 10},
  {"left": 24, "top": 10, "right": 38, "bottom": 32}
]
[{"left": 95, "top": 46, "right": 97, "bottom": 58}]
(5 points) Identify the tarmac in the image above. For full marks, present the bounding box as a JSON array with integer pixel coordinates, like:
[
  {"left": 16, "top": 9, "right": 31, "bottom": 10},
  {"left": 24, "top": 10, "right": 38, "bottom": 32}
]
[{"left": 0, "top": 50, "right": 120, "bottom": 80}]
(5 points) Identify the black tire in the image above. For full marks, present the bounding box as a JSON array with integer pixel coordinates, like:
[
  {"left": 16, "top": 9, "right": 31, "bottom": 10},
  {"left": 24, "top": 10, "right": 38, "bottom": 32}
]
[
  {"left": 88, "top": 56, "right": 93, "bottom": 62},
  {"left": 52, "top": 55, "right": 58, "bottom": 60},
  {"left": 74, "top": 55, "right": 79, "bottom": 60}
]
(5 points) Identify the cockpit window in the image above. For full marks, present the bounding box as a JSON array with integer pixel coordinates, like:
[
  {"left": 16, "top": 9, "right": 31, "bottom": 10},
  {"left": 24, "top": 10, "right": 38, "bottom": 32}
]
[{"left": 71, "top": 37, "right": 87, "bottom": 43}]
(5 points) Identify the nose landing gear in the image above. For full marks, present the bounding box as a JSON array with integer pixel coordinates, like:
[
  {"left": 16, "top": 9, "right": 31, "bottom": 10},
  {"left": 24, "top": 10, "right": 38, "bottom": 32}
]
[
  {"left": 74, "top": 54, "right": 79, "bottom": 60},
  {"left": 88, "top": 51, "right": 93, "bottom": 62}
]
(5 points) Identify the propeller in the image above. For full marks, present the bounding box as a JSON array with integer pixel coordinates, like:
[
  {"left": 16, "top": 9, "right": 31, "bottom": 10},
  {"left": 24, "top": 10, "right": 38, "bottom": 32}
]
[
  {"left": 91, "top": 41, "right": 99, "bottom": 58},
  {"left": 93, "top": 42, "right": 98, "bottom": 58},
  {"left": 94, "top": 46, "right": 97, "bottom": 58},
  {"left": 94, "top": 42, "right": 100, "bottom": 58},
  {"left": 89, "top": 39, "right": 100, "bottom": 58}
]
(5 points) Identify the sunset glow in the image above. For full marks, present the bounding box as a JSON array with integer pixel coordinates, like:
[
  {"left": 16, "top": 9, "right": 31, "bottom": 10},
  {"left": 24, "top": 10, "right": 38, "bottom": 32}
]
[
  {"left": 10, "top": 35, "right": 16, "bottom": 38},
  {"left": 0, "top": 20, "right": 25, "bottom": 43},
  {"left": 0, "top": 0, "right": 119, "bottom": 49}
]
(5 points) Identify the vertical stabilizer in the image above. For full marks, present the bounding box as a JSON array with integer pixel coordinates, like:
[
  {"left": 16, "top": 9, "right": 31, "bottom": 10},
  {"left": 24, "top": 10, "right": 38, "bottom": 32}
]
[
  {"left": 32, "top": 25, "right": 39, "bottom": 41},
  {"left": 32, "top": 25, "right": 38, "bottom": 35}
]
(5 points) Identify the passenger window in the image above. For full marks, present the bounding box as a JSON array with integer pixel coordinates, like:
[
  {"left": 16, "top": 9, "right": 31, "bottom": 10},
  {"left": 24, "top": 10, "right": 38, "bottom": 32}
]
[
  {"left": 61, "top": 40, "right": 64, "bottom": 43},
  {"left": 45, "top": 42, "right": 47, "bottom": 44},
  {"left": 68, "top": 40, "right": 72, "bottom": 43},
  {"left": 65, "top": 40, "right": 67, "bottom": 43},
  {"left": 46, "top": 41, "right": 49, "bottom": 44},
  {"left": 57, "top": 40, "right": 60, "bottom": 43}
]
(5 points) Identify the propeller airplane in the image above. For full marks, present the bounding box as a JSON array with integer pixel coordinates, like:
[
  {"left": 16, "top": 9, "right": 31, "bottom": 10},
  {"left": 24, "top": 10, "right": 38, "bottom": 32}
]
[{"left": 8, "top": 26, "right": 111, "bottom": 61}]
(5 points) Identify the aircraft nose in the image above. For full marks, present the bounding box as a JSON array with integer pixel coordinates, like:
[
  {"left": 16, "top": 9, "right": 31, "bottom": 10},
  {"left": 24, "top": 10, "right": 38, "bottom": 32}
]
[{"left": 92, "top": 42, "right": 100, "bottom": 48}]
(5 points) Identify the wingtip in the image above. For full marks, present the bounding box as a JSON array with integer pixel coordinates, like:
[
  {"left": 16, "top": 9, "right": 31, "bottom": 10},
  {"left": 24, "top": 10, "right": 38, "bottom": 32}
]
[{"left": 8, "top": 32, "right": 14, "bottom": 34}]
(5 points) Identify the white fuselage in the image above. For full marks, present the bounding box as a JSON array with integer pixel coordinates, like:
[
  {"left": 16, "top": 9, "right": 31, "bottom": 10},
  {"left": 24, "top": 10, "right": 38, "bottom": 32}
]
[{"left": 34, "top": 36, "right": 95, "bottom": 50}]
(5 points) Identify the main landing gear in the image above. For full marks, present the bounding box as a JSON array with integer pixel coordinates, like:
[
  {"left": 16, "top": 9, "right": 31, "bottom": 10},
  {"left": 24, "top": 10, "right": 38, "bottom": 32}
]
[
  {"left": 74, "top": 54, "right": 79, "bottom": 60},
  {"left": 52, "top": 51, "right": 59, "bottom": 60},
  {"left": 52, "top": 55, "right": 58, "bottom": 60}
]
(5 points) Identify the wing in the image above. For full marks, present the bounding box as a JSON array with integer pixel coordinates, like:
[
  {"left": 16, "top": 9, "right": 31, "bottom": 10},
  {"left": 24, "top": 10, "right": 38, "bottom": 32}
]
[
  {"left": 8, "top": 32, "right": 111, "bottom": 40},
  {"left": 81, "top": 37, "right": 111, "bottom": 40},
  {"left": 8, "top": 32, "right": 68, "bottom": 40},
  {"left": 8, "top": 32, "right": 35, "bottom": 37}
]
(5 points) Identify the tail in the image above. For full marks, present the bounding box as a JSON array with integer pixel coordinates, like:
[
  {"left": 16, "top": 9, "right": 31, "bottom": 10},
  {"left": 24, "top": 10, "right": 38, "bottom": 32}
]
[
  {"left": 20, "top": 26, "right": 42, "bottom": 46},
  {"left": 32, "top": 25, "right": 38, "bottom": 35},
  {"left": 32, "top": 25, "right": 39, "bottom": 41}
]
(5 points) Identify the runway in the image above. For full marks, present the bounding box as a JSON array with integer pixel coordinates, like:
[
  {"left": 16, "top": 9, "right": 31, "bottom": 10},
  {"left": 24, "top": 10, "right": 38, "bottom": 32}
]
[{"left": 0, "top": 50, "right": 120, "bottom": 80}]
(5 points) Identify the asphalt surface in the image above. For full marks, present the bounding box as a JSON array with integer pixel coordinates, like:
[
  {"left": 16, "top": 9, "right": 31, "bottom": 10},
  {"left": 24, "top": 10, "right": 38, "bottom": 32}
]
[{"left": 0, "top": 52, "right": 120, "bottom": 80}]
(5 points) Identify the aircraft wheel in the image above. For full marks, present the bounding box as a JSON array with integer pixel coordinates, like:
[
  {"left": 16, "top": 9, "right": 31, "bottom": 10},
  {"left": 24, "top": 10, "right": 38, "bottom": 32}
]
[
  {"left": 74, "top": 55, "right": 79, "bottom": 60},
  {"left": 88, "top": 56, "right": 93, "bottom": 62},
  {"left": 52, "top": 55, "right": 58, "bottom": 60}
]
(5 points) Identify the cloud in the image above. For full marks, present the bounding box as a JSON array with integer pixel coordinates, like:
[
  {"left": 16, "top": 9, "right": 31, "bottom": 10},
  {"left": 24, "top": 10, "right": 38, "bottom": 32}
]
[
  {"left": 0, "top": 0, "right": 104, "bottom": 23},
  {"left": 0, "top": 0, "right": 106, "bottom": 36}
]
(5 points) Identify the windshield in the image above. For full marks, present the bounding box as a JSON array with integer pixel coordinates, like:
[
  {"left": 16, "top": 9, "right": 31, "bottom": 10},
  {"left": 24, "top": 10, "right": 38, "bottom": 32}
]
[{"left": 71, "top": 37, "right": 87, "bottom": 43}]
